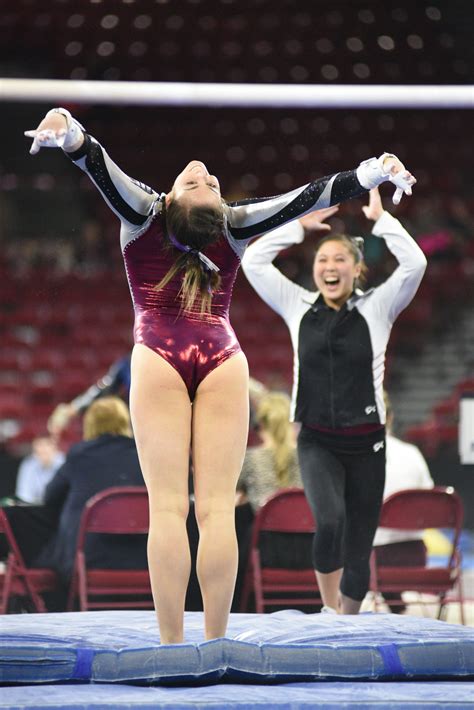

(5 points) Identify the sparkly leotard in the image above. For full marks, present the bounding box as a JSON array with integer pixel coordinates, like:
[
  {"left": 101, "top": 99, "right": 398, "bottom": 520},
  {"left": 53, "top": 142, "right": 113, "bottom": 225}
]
[
  {"left": 125, "top": 207, "right": 242, "bottom": 398},
  {"left": 68, "top": 132, "right": 368, "bottom": 399}
]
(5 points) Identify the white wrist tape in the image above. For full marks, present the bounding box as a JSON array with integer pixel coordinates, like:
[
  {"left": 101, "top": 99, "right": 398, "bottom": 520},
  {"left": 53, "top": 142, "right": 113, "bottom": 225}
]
[
  {"left": 356, "top": 152, "right": 396, "bottom": 190},
  {"left": 48, "top": 108, "right": 85, "bottom": 150}
]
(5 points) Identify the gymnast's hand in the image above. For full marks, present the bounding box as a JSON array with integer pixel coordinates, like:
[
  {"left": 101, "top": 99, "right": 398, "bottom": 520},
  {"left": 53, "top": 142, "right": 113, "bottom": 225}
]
[
  {"left": 382, "top": 155, "right": 417, "bottom": 206},
  {"left": 299, "top": 204, "right": 339, "bottom": 233},
  {"left": 25, "top": 108, "right": 84, "bottom": 155},
  {"left": 24, "top": 112, "right": 70, "bottom": 154},
  {"left": 362, "top": 187, "right": 384, "bottom": 222}
]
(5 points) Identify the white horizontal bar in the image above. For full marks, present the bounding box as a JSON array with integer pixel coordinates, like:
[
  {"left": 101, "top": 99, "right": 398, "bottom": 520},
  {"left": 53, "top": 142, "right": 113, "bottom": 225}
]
[{"left": 0, "top": 78, "right": 473, "bottom": 108}]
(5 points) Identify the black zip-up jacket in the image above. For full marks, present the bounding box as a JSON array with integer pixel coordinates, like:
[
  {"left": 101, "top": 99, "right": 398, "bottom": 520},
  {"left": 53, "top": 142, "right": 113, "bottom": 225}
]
[{"left": 242, "top": 212, "right": 427, "bottom": 428}]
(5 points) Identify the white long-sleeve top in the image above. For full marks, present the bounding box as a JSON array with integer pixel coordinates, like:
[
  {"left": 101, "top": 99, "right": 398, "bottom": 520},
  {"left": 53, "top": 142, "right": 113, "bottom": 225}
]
[{"left": 242, "top": 212, "right": 427, "bottom": 427}]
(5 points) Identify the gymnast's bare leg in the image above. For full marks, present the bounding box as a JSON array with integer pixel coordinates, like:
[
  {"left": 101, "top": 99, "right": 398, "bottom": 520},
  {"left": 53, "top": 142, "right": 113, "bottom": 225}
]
[
  {"left": 192, "top": 352, "right": 249, "bottom": 640},
  {"left": 130, "top": 344, "right": 248, "bottom": 643},
  {"left": 129, "top": 343, "right": 192, "bottom": 644}
]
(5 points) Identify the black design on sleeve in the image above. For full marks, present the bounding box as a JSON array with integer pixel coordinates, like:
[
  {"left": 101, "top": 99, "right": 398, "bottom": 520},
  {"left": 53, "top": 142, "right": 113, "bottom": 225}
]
[
  {"left": 68, "top": 135, "right": 150, "bottom": 226},
  {"left": 331, "top": 171, "right": 367, "bottom": 204},
  {"left": 229, "top": 170, "right": 366, "bottom": 241}
]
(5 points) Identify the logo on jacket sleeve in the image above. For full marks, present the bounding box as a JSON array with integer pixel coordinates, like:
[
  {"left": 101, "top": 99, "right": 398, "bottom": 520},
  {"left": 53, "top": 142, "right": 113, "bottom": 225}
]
[
  {"left": 373, "top": 440, "right": 384, "bottom": 453},
  {"left": 365, "top": 404, "right": 377, "bottom": 415}
]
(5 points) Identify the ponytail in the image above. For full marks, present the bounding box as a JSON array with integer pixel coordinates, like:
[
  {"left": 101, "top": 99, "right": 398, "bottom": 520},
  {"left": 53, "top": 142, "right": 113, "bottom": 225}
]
[{"left": 154, "top": 199, "right": 223, "bottom": 314}]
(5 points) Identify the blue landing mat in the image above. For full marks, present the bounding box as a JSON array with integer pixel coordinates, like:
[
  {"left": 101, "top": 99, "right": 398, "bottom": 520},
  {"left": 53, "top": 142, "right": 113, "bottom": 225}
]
[
  {"left": 0, "top": 610, "right": 473, "bottom": 685},
  {"left": 1, "top": 681, "right": 474, "bottom": 709}
]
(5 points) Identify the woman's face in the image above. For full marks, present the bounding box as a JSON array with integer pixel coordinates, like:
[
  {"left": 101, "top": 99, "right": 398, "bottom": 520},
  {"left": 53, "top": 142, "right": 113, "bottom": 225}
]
[
  {"left": 313, "top": 240, "right": 361, "bottom": 310},
  {"left": 167, "top": 160, "right": 221, "bottom": 209}
]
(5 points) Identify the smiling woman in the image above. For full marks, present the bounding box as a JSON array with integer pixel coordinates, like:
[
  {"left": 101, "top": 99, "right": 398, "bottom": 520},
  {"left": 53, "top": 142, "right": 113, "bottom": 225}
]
[
  {"left": 313, "top": 235, "right": 365, "bottom": 311},
  {"left": 25, "top": 106, "right": 416, "bottom": 643},
  {"left": 242, "top": 186, "right": 427, "bottom": 616}
]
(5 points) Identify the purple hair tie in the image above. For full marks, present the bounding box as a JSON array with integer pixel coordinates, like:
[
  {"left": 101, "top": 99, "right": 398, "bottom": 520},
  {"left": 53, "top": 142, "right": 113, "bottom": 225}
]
[{"left": 168, "top": 232, "right": 220, "bottom": 275}]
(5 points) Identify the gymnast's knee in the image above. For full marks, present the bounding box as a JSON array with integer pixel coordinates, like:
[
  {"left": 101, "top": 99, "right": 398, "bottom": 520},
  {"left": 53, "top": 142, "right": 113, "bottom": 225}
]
[{"left": 194, "top": 498, "right": 235, "bottom": 530}]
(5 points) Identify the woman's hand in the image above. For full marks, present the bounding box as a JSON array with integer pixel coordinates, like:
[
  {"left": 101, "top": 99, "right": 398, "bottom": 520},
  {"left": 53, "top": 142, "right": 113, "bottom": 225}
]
[
  {"left": 362, "top": 187, "right": 384, "bottom": 222},
  {"left": 299, "top": 205, "right": 339, "bottom": 233},
  {"left": 25, "top": 112, "right": 69, "bottom": 154},
  {"left": 382, "top": 155, "right": 417, "bottom": 205},
  {"left": 24, "top": 108, "right": 84, "bottom": 154}
]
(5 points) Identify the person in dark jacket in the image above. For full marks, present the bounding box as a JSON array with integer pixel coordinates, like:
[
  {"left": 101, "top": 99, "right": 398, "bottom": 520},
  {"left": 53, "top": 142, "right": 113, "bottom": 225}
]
[
  {"left": 242, "top": 187, "right": 427, "bottom": 614},
  {"left": 34, "top": 396, "right": 146, "bottom": 591}
]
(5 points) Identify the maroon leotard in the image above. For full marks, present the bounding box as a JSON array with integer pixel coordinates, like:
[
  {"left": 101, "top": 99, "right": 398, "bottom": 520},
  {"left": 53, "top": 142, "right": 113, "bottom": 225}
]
[
  {"left": 125, "top": 210, "right": 241, "bottom": 399},
  {"left": 68, "top": 132, "right": 368, "bottom": 399}
]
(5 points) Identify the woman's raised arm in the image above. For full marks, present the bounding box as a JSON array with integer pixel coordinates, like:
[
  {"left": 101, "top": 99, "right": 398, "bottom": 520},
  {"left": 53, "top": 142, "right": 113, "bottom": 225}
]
[
  {"left": 226, "top": 153, "right": 416, "bottom": 242},
  {"left": 25, "top": 108, "right": 158, "bottom": 230}
]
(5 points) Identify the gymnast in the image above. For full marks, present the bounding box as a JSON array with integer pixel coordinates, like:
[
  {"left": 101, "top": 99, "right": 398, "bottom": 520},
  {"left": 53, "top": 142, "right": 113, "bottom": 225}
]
[
  {"left": 25, "top": 107, "right": 415, "bottom": 642},
  {"left": 242, "top": 187, "right": 426, "bottom": 614}
]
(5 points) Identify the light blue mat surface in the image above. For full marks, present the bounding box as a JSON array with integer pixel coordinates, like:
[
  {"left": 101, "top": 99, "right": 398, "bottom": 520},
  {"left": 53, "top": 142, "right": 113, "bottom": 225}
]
[
  {"left": 1, "top": 681, "right": 474, "bottom": 709},
  {"left": 0, "top": 610, "right": 473, "bottom": 684}
]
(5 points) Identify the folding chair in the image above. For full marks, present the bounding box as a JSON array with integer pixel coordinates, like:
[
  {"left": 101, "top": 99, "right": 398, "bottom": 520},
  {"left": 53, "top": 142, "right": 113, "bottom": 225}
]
[
  {"left": 67, "top": 486, "right": 152, "bottom": 611},
  {"left": 371, "top": 486, "right": 465, "bottom": 624},
  {"left": 0, "top": 509, "right": 58, "bottom": 613},
  {"left": 239, "top": 488, "right": 320, "bottom": 613}
]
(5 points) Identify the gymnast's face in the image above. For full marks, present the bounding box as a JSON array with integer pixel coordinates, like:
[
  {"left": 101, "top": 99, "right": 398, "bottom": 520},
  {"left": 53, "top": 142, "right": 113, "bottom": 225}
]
[
  {"left": 313, "top": 240, "right": 361, "bottom": 310},
  {"left": 167, "top": 161, "right": 222, "bottom": 209}
]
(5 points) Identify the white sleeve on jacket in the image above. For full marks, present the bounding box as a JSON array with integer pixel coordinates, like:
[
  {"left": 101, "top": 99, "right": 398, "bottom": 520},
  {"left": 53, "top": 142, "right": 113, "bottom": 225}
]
[
  {"left": 241, "top": 220, "right": 315, "bottom": 323},
  {"left": 370, "top": 211, "right": 427, "bottom": 323}
]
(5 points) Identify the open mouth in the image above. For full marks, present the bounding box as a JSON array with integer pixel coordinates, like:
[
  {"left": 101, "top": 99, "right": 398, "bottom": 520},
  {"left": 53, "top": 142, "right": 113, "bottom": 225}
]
[{"left": 324, "top": 277, "right": 340, "bottom": 287}]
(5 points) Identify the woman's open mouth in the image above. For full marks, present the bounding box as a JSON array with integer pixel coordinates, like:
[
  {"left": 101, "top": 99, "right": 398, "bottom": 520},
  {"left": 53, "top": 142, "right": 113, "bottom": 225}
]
[{"left": 324, "top": 276, "right": 340, "bottom": 289}]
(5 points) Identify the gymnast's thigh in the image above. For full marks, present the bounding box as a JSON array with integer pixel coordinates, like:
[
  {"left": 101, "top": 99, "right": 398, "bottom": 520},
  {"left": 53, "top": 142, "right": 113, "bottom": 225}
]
[
  {"left": 129, "top": 344, "right": 192, "bottom": 507},
  {"left": 191, "top": 352, "right": 249, "bottom": 518}
]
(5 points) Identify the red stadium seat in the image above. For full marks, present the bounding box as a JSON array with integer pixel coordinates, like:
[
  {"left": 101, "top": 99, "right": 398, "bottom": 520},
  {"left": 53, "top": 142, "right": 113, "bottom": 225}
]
[
  {"left": 67, "top": 487, "right": 152, "bottom": 611},
  {"left": 0, "top": 509, "right": 59, "bottom": 614},
  {"left": 371, "top": 487, "right": 465, "bottom": 623},
  {"left": 240, "top": 488, "right": 320, "bottom": 613}
]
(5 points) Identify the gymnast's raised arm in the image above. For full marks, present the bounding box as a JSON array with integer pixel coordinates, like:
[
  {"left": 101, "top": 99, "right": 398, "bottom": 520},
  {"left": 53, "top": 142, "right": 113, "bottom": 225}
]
[
  {"left": 25, "top": 107, "right": 158, "bottom": 232},
  {"left": 225, "top": 153, "right": 416, "bottom": 242}
]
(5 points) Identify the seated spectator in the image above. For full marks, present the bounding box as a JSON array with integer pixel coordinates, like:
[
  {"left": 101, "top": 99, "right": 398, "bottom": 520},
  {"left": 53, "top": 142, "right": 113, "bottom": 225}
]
[
  {"left": 237, "top": 391, "right": 302, "bottom": 511},
  {"left": 31, "top": 396, "right": 147, "bottom": 607},
  {"left": 372, "top": 390, "right": 435, "bottom": 612},
  {"left": 247, "top": 375, "right": 270, "bottom": 445},
  {"left": 15, "top": 435, "right": 65, "bottom": 504},
  {"left": 0, "top": 439, "right": 21, "bottom": 503},
  {"left": 48, "top": 353, "right": 131, "bottom": 436},
  {"left": 234, "top": 391, "right": 306, "bottom": 610}
]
